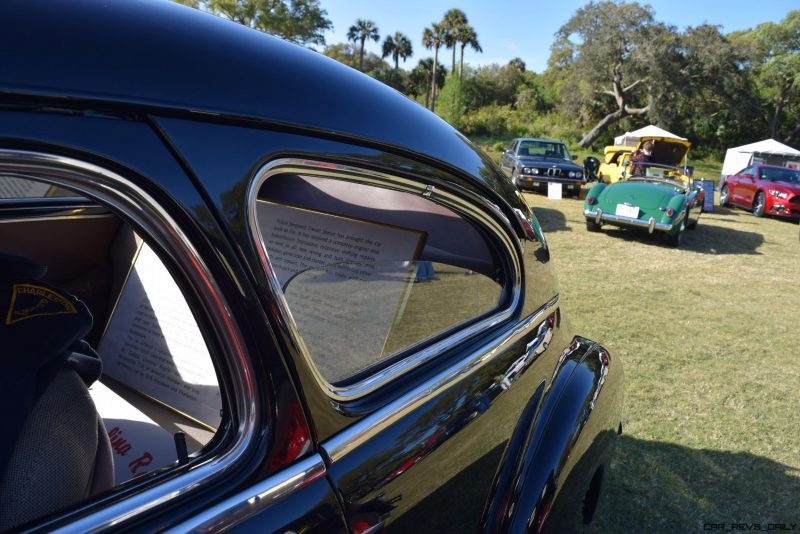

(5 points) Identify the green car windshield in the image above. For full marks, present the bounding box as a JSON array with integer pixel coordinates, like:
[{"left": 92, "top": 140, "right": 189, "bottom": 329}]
[
  {"left": 518, "top": 140, "right": 571, "bottom": 161},
  {"left": 627, "top": 163, "right": 690, "bottom": 192}
]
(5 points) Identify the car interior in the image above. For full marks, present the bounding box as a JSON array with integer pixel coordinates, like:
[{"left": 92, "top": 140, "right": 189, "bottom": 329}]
[
  {"left": 0, "top": 177, "right": 219, "bottom": 530},
  {"left": 1, "top": 168, "right": 508, "bottom": 528}
]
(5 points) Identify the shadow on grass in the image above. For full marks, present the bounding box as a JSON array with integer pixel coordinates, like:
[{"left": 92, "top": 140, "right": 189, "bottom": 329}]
[
  {"left": 532, "top": 207, "right": 572, "bottom": 233},
  {"left": 585, "top": 435, "right": 800, "bottom": 531},
  {"left": 600, "top": 224, "right": 764, "bottom": 255},
  {"left": 683, "top": 223, "right": 764, "bottom": 255},
  {"left": 711, "top": 206, "right": 800, "bottom": 226}
]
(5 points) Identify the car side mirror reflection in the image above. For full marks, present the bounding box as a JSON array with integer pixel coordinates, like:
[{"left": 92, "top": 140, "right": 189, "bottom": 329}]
[{"left": 743, "top": 173, "right": 754, "bottom": 180}]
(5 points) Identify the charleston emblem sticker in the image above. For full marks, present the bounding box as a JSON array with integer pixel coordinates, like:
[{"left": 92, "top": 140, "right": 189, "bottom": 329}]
[{"left": 5, "top": 283, "right": 78, "bottom": 325}]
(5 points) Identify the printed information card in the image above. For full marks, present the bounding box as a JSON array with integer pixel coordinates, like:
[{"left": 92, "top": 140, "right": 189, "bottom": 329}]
[
  {"left": 99, "top": 243, "right": 222, "bottom": 429},
  {"left": 256, "top": 201, "right": 426, "bottom": 382}
]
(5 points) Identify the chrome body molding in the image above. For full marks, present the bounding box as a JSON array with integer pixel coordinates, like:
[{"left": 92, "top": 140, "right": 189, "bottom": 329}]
[
  {"left": 321, "top": 295, "right": 559, "bottom": 462},
  {"left": 164, "top": 455, "right": 326, "bottom": 533},
  {"left": 584, "top": 209, "right": 681, "bottom": 233},
  {"left": 0, "top": 150, "right": 257, "bottom": 533},
  {"left": 517, "top": 177, "right": 583, "bottom": 185},
  {"left": 246, "top": 158, "right": 523, "bottom": 402}
]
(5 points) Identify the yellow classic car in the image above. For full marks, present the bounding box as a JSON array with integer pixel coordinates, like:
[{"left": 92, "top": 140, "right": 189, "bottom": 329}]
[{"left": 597, "top": 136, "right": 692, "bottom": 184}]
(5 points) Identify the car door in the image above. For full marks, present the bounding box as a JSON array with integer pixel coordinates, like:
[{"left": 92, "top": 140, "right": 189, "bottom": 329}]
[
  {"left": 0, "top": 109, "right": 348, "bottom": 533},
  {"left": 500, "top": 140, "right": 517, "bottom": 174},
  {"left": 153, "top": 118, "right": 584, "bottom": 533},
  {"left": 736, "top": 166, "right": 757, "bottom": 206}
]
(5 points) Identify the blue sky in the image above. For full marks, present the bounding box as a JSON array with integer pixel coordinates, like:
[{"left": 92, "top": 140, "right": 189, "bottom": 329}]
[{"left": 321, "top": 1, "right": 797, "bottom": 73}]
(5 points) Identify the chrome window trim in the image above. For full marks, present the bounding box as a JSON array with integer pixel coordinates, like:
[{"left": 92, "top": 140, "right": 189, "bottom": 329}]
[
  {"left": 165, "top": 454, "right": 327, "bottom": 533},
  {"left": 0, "top": 150, "right": 257, "bottom": 532},
  {"left": 246, "top": 158, "right": 522, "bottom": 402},
  {"left": 322, "top": 295, "right": 559, "bottom": 462}
]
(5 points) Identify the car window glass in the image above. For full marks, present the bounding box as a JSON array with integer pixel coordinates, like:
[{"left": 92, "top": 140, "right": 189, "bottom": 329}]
[
  {"left": 760, "top": 167, "right": 800, "bottom": 183},
  {"left": 254, "top": 171, "right": 504, "bottom": 385},
  {"left": 518, "top": 141, "right": 568, "bottom": 160},
  {"left": 0, "top": 174, "right": 85, "bottom": 200},
  {"left": 0, "top": 175, "right": 221, "bottom": 529}
]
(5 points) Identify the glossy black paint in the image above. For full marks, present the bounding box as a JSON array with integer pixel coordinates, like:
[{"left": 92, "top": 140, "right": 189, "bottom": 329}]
[{"left": 0, "top": 1, "right": 622, "bottom": 531}]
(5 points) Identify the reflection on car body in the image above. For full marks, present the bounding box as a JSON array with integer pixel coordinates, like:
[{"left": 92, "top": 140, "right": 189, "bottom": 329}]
[{"left": 0, "top": 1, "right": 622, "bottom": 532}]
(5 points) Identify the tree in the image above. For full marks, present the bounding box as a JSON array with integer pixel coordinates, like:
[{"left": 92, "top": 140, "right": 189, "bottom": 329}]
[
  {"left": 551, "top": 1, "right": 666, "bottom": 147},
  {"left": 179, "top": 0, "right": 332, "bottom": 47},
  {"left": 650, "top": 24, "right": 758, "bottom": 151},
  {"left": 437, "top": 72, "right": 466, "bottom": 129},
  {"left": 422, "top": 23, "right": 446, "bottom": 111},
  {"left": 324, "top": 42, "right": 388, "bottom": 73},
  {"left": 410, "top": 58, "right": 445, "bottom": 109},
  {"left": 381, "top": 32, "right": 413, "bottom": 70},
  {"left": 442, "top": 9, "right": 468, "bottom": 75},
  {"left": 731, "top": 11, "right": 800, "bottom": 144},
  {"left": 347, "top": 19, "right": 380, "bottom": 71},
  {"left": 508, "top": 57, "right": 526, "bottom": 73},
  {"left": 462, "top": 62, "right": 525, "bottom": 111},
  {"left": 454, "top": 24, "right": 482, "bottom": 80}
]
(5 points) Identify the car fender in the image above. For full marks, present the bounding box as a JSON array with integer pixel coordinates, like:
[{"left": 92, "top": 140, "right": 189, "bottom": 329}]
[
  {"left": 662, "top": 195, "right": 688, "bottom": 226},
  {"left": 584, "top": 183, "right": 606, "bottom": 207},
  {"left": 480, "top": 337, "right": 623, "bottom": 533}
]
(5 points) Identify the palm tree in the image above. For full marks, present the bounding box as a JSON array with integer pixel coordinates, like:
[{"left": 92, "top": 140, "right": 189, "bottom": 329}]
[
  {"left": 456, "top": 25, "right": 482, "bottom": 79},
  {"left": 410, "top": 58, "right": 445, "bottom": 109},
  {"left": 422, "top": 23, "right": 445, "bottom": 111},
  {"left": 442, "top": 9, "right": 468, "bottom": 75},
  {"left": 346, "top": 19, "right": 379, "bottom": 71},
  {"left": 382, "top": 32, "right": 413, "bottom": 70}
]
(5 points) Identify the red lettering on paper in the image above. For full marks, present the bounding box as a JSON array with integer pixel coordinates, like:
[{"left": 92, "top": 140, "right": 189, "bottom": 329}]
[
  {"left": 107, "top": 426, "right": 133, "bottom": 456},
  {"left": 129, "top": 452, "right": 153, "bottom": 474}
]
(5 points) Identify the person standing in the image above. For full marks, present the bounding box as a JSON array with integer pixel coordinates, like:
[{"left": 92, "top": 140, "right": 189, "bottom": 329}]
[{"left": 629, "top": 140, "right": 654, "bottom": 176}]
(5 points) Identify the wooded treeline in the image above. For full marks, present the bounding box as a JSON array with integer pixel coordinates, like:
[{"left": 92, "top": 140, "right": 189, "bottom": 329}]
[{"left": 175, "top": 0, "right": 799, "bottom": 154}]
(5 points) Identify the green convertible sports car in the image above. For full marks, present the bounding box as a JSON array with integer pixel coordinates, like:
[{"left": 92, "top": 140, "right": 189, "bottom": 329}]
[{"left": 583, "top": 162, "right": 704, "bottom": 247}]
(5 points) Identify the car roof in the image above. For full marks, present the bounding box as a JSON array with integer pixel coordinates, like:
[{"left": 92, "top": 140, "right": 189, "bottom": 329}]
[
  {"left": 0, "top": 0, "right": 499, "bottom": 189},
  {"left": 517, "top": 138, "right": 566, "bottom": 144}
]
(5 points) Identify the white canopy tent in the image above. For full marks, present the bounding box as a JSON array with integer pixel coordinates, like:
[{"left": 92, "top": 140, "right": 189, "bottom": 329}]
[
  {"left": 614, "top": 125, "right": 687, "bottom": 146},
  {"left": 721, "top": 139, "right": 800, "bottom": 178}
]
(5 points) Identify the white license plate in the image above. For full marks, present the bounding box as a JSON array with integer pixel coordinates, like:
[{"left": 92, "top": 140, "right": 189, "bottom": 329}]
[
  {"left": 566, "top": 185, "right": 575, "bottom": 189},
  {"left": 531, "top": 181, "right": 540, "bottom": 187},
  {"left": 615, "top": 204, "right": 639, "bottom": 218}
]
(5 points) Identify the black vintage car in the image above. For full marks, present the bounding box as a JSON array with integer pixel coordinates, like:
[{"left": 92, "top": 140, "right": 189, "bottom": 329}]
[
  {"left": 500, "top": 138, "right": 586, "bottom": 197},
  {"left": 0, "top": 1, "right": 622, "bottom": 532}
]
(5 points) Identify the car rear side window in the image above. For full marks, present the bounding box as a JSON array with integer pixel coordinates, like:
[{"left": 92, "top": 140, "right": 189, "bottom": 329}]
[
  {"left": 250, "top": 163, "right": 510, "bottom": 389},
  {"left": 0, "top": 173, "right": 223, "bottom": 530}
]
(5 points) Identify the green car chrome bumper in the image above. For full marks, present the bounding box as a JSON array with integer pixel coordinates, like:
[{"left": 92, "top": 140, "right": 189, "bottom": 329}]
[{"left": 584, "top": 209, "right": 681, "bottom": 234}]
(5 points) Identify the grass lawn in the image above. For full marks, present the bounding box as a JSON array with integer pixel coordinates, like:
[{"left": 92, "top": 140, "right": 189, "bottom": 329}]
[{"left": 521, "top": 191, "right": 800, "bottom": 530}]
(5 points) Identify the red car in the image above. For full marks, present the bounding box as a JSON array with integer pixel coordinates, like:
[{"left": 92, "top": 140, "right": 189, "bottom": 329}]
[{"left": 721, "top": 164, "right": 800, "bottom": 218}]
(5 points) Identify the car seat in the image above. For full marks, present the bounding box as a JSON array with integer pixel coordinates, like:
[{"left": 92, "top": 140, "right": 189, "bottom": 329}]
[{"left": 0, "top": 253, "right": 113, "bottom": 530}]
